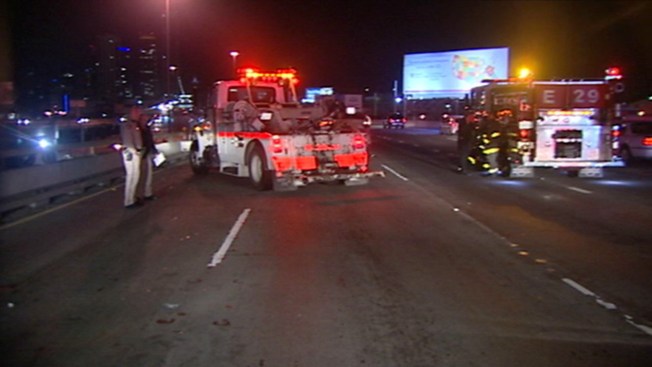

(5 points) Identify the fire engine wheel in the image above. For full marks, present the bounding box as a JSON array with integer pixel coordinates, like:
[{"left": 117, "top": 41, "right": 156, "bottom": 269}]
[
  {"left": 620, "top": 146, "right": 633, "bottom": 165},
  {"left": 248, "top": 146, "right": 273, "bottom": 191},
  {"left": 189, "top": 140, "right": 209, "bottom": 175}
]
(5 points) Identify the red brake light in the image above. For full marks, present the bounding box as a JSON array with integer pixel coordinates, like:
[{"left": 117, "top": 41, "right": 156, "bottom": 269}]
[
  {"left": 271, "top": 135, "right": 283, "bottom": 153},
  {"left": 519, "top": 129, "right": 531, "bottom": 141},
  {"left": 353, "top": 134, "right": 366, "bottom": 150},
  {"left": 643, "top": 137, "right": 652, "bottom": 146}
]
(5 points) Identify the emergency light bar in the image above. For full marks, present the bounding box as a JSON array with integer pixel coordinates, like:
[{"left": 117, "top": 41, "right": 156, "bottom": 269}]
[
  {"left": 545, "top": 109, "right": 594, "bottom": 117},
  {"left": 238, "top": 68, "right": 299, "bottom": 84}
]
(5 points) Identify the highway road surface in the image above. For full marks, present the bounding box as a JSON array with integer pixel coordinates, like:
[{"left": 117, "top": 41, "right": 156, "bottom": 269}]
[{"left": 1, "top": 125, "right": 651, "bottom": 366}]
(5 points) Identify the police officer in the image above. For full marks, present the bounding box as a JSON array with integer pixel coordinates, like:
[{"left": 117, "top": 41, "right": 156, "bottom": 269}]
[
  {"left": 137, "top": 111, "right": 157, "bottom": 202},
  {"left": 120, "top": 106, "right": 145, "bottom": 208}
]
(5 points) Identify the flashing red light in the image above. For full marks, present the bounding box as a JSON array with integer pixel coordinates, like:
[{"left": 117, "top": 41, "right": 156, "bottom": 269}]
[
  {"left": 237, "top": 68, "right": 298, "bottom": 84},
  {"left": 605, "top": 67, "right": 622, "bottom": 79},
  {"left": 612, "top": 129, "right": 621, "bottom": 138},
  {"left": 519, "top": 129, "right": 532, "bottom": 141},
  {"left": 353, "top": 134, "right": 366, "bottom": 150},
  {"left": 271, "top": 135, "right": 283, "bottom": 153},
  {"left": 643, "top": 137, "right": 652, "bottom": 146}
]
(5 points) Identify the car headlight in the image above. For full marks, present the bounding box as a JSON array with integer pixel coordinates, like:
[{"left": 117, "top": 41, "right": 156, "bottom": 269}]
[{"left": 38, "top": 138, "right": 52, "bottom": 149}]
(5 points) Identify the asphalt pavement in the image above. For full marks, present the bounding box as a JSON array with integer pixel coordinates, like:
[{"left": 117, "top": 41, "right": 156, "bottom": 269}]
[{"left": 1, "top": 125, "right": 651, "bottom": 366}]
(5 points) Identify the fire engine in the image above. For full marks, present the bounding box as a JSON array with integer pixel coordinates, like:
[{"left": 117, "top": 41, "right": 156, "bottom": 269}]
[
  {"left": 468, "top": 77, "right": 624, "bottom": 177},
  {"left": 189, "top": 68, "right": 384, "bottom": 190}
]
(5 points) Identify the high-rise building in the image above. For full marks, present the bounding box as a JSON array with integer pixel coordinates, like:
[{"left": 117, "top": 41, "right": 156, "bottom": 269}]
[
  {"left": 96, "top": 34, "right": 120, "bottom": 105},
  {"left": 135, "top": 33, "right": 160, "bottom": 102}
]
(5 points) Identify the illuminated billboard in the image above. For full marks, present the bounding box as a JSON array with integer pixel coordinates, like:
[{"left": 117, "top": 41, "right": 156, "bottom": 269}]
[{"left": 403, "top": 47, "right": 509, "bottom": 99}]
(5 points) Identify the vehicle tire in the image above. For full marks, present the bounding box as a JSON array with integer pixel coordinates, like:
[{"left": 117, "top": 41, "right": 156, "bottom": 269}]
[
  {"left": 41, "top": 151, "right": 57, "bottom": 164},
  {"left": 566, "top": 169, "right": 579, "bottom": 177},
  {"left": 6, "top": 154, "right": 36, "bottom": 168},
  {"left": 620, "top": 146, "right": 633, "bottom": 165},
  {"left": 248, "top": 145, "right": 273, "bottom": 191},
  {"left": 189, "top": 140, "right": 209, "bottom": 175}
]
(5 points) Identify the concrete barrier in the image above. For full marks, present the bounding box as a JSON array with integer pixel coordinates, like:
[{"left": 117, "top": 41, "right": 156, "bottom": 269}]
[{"left": 0, "top": 140, "right": 189, "bottom": 217}]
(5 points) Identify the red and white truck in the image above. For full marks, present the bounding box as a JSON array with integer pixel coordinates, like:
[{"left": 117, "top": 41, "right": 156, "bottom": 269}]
[
  {"left": 468, "top": 78, "right": 624, "bottom": 177},
  {"left": 189, "top": 68, "right": 383, "bottom": 190}
]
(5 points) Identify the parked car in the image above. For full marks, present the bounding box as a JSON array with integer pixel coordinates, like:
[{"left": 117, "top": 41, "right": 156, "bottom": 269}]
[
  {"left": 384, "top": 112, "right": 406, "bottom": 129},
  {"left": 614, "top": 117, "right": 652, "bottom": 163}
]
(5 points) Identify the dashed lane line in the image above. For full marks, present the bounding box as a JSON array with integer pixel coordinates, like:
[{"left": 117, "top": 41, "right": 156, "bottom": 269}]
[
  {"left": 381, "top": 164, "right": 409, "bottom": 181},
  {"left": 207, "top": 208, "right": 251, "bottom": 267}
]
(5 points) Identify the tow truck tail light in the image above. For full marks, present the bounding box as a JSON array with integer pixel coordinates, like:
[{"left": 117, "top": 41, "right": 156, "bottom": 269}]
[
  {"left": 353, "top": 134, "right": 366, "bottom": 150},
  {"left": 271, "top": 135, "right": 283, "bottom": 153},
  {"left": 643, "top": 137, "right": 652, "bottom": 146}
]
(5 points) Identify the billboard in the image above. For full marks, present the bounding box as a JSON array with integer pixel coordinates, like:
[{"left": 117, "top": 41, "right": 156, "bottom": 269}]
[{"left": 403, "top": 47, "right": 509, "bottom": 99}]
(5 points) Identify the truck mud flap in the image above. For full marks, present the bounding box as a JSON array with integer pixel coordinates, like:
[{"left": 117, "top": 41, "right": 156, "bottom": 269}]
[
  {"left": 578, "top": 167, "right": 603, "bottom": 178},
  {"left": 343, "top": 177, "right": 369, "bottom": 186},
  {"left": 509, "top": 166, "right": 534, "bottom": 178}
]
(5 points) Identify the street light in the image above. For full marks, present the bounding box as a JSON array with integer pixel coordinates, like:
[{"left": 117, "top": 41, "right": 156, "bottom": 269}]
[
  {"left": 230, "top": 51, "right": 239, "bottom": 76},
  {"left": 165, "top": 0, "right": 171, "bottom": 100}
]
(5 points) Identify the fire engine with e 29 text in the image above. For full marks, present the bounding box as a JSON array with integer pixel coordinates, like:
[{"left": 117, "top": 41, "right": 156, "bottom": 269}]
[{"left": 466, "top": 71, "right": 625, "bottom": 178}]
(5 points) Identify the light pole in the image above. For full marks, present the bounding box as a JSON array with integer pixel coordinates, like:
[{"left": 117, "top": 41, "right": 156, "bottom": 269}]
[
  {"left": 165, "top": 0, "right": 171, "bottom": 100},
  {"left": 229, "top": 51, "right": 239, "bottom": 77}
]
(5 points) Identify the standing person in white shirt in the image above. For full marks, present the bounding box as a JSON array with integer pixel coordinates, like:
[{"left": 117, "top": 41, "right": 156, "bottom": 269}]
[
  {"left": 120, "top": 105, "right": 145, "bottom": 209},
  {"left": 137, "top": 112, "right": 158, "bottom": 202}
]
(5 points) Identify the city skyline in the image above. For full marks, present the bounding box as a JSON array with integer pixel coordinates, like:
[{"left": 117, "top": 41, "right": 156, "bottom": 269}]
[{"left": 6, "top": 0, "right": 652, "bottom": 113}]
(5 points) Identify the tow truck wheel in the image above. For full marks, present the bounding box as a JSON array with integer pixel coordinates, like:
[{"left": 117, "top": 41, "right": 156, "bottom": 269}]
[
  {"left": 189, "top": 140, "right": 209, "bottom": 175},
  {"left": 248, "top": 146, "right": 273, "bottom": 191}
]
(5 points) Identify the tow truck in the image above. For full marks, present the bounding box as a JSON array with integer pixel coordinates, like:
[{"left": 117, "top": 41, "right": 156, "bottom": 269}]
[
  {"left": 468, "top": 76, "right": 624, "bottom": 177},
  {"left": 189, "top": 68, "right": 384, "bottom": 190}
]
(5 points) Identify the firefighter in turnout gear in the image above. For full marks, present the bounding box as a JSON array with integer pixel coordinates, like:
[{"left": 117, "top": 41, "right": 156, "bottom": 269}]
[
  {"left": 499, "top": 109, "right": 521, "bottom": 175},
  {"left": 478, "top": 113, "right": 503, "bottom": 175},
  {"left": 457, "top": 111, "right": 480, "bottom": 172}
]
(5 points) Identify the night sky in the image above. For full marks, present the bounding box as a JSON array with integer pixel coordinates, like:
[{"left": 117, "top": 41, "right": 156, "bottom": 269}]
[{"left": 6, "top": 0, "right": 652, "bottom": 100}]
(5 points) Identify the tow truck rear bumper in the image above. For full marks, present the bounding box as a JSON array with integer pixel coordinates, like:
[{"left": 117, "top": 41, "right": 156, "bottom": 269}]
[{"left": 273, "top": 169, "right": 385, "bottom": 190}]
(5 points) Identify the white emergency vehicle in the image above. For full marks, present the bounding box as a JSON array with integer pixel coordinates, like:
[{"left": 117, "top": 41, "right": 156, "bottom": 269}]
[
  {"left": 189, "top": 68, "right": 383, "bottom": 190},
  {"left": 469, "top": 77, "right": 624, "bottom": 177}
]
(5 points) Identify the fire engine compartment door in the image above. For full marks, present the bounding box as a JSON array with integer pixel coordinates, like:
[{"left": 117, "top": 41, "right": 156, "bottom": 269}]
[{"left": 534, "top": 109, "right": 611, "bottom": 162}]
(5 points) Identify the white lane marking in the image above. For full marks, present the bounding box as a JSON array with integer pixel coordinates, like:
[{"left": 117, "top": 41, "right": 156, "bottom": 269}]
[
  {"left": 562, "top": 278, "right": 595, "bottom": 296},
  {"left": 567, "top": 186, "right": 592, "bottom": 194},
  {"left": 626, "top": 315, "right": 652, "bottom": 336},
  {"left": 207, "top": 208, "right": 251, "bottom": 267},
  {"left": 381, "top": 164, "right": 409, "bottom": 181}
]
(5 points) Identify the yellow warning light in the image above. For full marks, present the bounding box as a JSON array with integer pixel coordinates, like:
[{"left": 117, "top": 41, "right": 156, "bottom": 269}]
[{"left": 518, "top": 67, "right": 532, "bottom": 79}]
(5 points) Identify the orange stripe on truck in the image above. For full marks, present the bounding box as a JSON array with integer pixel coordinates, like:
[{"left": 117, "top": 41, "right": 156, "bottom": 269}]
[
  {"left": 272, "top": 156, "right": 318, "bottom": 171},
  {"left": 217, "top": 132, "right": 272, "bottom": 139},
  {"left": 335, "top": 153, "right": 368, "bottom": 167}
]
